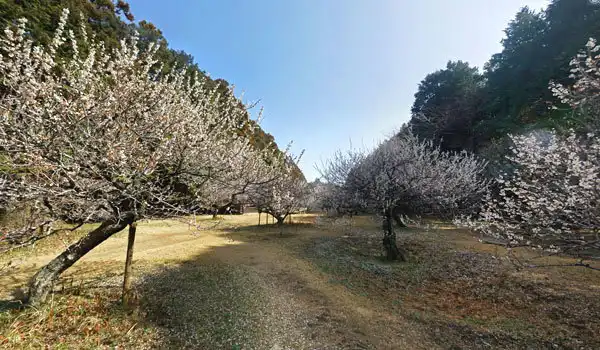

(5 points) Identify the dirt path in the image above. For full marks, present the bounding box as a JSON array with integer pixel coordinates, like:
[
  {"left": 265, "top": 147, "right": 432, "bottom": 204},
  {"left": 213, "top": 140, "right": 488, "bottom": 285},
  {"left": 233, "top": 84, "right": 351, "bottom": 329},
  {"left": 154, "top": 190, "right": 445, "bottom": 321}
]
[
  {"left": 1, "top": 214, "right": 434, "bottom": 349},
  {"left": 205, "top": 232, "right": 432, "bottom": 349}
]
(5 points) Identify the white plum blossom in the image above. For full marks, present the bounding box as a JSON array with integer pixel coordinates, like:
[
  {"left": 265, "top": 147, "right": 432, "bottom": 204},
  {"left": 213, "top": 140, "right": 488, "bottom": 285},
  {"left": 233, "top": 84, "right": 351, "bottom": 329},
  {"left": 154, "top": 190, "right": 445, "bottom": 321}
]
[
  {"left": 0, "top": 10, "right": 291, "bottom": 304},
  {"left": 459, "top": 39, "right": 600, "bottom": 254},
  {"left": 550, "top": 37, "right": 600, "bottom": 130},
  {"left": 319, "top": 132, "right": 488, "bottom": 260},
  {"left": 315, "top": 148, "right": 367, "bottom": 215},
  {"left": 457, "top": 130, "right": 600, "bottom": 253},
  {"left": 247, "top": 155, "right": 308, "bottom": 225}
]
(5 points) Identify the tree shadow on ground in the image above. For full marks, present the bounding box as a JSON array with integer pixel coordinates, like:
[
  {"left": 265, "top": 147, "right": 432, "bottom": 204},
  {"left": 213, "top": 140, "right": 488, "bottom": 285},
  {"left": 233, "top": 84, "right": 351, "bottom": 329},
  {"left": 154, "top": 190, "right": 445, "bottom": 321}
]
[
  {"left": 221, "top": 222, "right": 315, "bottom": 242},
  {"left": 135, "top": 255, "right": 270, "bottom": 349},
  {"left": 133, "top": 241, "right": 334, "bottom": 349},
  {"left": 300, "top": 225, "right": 600, "bottom": 350},
  {"left": 133, "top": 220, "right": 384, "bottom": 349},
  {"left": 0, "top": 300, "right": 23, "bottom": 312}
]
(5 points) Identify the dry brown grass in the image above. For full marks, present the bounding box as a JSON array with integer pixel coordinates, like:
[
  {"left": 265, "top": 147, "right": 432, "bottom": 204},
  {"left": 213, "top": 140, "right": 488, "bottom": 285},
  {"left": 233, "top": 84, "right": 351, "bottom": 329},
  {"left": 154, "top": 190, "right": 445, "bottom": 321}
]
[
  {"left": 303, "top": 217, "right": 600, "bottom": 349},
  {"left": 0, "top": 213, "right": 599, "bottom": 349},
  {"left": 0, "top": 290, "right": 159, "bottom": 349}
]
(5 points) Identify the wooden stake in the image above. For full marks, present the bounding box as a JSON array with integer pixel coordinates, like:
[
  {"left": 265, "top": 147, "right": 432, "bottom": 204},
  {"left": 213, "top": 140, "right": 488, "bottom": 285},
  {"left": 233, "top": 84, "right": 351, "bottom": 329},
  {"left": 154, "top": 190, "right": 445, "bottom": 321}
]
[{"left": 122, "top": 222, "right": 137, "bottom": 307}]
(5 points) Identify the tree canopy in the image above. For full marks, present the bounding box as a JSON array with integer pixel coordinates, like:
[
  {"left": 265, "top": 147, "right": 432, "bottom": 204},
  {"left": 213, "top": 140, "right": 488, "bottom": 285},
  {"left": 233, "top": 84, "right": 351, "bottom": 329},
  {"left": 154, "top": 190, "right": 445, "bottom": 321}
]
[
  {"left": 410, "top": 60, "right": 484, "bottom": 152},
  {"left": 408, "top": 0, "right": 600, "bottom": 154},
  {"left": 0, "top": 0, "right": 280, "bottom": 155},
  {"left": 0, "top": 1, "right": 305, "bottom": 305}
]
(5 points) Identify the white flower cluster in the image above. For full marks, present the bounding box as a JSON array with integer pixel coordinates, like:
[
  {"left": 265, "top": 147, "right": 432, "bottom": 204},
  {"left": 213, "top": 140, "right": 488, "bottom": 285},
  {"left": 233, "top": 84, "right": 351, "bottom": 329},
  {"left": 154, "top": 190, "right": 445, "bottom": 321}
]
[
  {"left": 456, "top": 130, "right": 600, "bottom": 252},
  {"left": 457, "top": 39, "right": 600, "bottom": 252},
  {"left": 550, "top": 38, "right": 600, "bottom": 110},
  {"left": 319, "top": 132, "right": 488, "bottom": 219},
  {"left": 246, "top": 154, "right": 308, "bottom": 224},
  {"left": 0, "top": 10, "right": 291, "bottom": 246}
]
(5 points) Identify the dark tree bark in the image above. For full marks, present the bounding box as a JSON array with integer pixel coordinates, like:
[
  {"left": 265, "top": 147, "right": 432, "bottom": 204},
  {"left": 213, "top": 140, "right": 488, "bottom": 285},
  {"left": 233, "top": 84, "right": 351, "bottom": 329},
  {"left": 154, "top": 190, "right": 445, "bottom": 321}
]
[
  {"left": 276, "top": 216, "right": 285, "bottom": 225},
  {"left": 26, "top": 212, "right": 134, "bottom": 306},
  {"left": 382, "top": 209, "right": 407, "bottom": 261},
  {"left": 122, "top": 222, "right": 137, "bottom": 307},
  {"left": 275, "top": 214, "right": 287, "bottom": 235},
  {"left": 392, "top": 209, "right": 407, "bottom": 228},
  {"left": 392, "top": 207, "right": 408, "bottom": 227}
]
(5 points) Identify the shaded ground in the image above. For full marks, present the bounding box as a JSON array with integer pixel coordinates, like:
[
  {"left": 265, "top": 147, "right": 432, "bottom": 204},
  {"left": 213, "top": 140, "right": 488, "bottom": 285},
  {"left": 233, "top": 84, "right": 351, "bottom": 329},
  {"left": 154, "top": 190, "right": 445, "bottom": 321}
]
[
  {"left": 136, "top": 216, "right": 432, "bottom": 349},
  {"left": 302, "top": 218, "right": 600, "bottom": 349},
  {"left": 1, "top": 214, "right": 599, "bottom": 349}
]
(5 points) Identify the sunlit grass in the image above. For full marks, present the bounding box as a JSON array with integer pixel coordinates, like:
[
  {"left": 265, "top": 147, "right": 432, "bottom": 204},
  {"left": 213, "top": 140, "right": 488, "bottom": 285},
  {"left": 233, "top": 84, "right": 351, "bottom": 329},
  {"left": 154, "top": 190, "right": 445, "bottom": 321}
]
[{"left": 1, "top": 213, "right": 599, "bottom": 348}]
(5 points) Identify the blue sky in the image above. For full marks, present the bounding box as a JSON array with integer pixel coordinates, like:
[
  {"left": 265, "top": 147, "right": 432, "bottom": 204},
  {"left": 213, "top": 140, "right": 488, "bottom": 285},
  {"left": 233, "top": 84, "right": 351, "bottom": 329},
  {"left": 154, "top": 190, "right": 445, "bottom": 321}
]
[{"left": 128, "top": 0, "right": 548, "bottom": 181}]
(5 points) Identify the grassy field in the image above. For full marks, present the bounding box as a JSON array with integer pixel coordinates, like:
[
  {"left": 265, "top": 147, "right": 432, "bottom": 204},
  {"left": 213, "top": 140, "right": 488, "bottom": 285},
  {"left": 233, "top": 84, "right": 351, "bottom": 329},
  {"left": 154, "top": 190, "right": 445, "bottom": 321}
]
[{"left": 0, "top": 213, "right": 599, "bottom": 349}]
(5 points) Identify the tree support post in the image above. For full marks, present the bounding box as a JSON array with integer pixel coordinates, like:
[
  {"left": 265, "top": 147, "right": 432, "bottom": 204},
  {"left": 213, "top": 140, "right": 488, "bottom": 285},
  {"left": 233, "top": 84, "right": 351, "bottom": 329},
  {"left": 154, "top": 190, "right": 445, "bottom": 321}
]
[
  {"left": 122, "top": 222, "right": 137, "bottom": 307},
  {"left": 26, "top": 213, "right": 134, "bottom": 306}
]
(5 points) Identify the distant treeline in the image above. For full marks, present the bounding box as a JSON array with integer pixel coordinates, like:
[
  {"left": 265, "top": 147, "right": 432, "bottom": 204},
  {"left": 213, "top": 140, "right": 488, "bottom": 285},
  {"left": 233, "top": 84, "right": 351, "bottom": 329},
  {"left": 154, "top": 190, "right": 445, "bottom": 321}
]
[{"left": 407, "top": 0, "right": 600, "bottom": 159}]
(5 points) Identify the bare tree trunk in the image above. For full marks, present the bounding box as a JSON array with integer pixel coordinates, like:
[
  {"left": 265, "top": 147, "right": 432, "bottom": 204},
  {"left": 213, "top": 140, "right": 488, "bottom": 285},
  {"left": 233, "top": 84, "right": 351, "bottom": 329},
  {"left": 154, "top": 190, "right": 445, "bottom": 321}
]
[
  {"left": 27, "top": 213, "right": 134, "bottom": 306},
  {"left": 382, "top": 209, "right": 406, "bottom": 261},
  {"left": 276, "top": 216, "right": 285, "bottom": 225},
  {"left": 258, "top": 211, "right": 261, "bottom": 225},
  {"left": 276, "top": 215, "right": 285, "bottom": 235},
  {"left": 122, "top": 222, "right": 137, "bottom": 307}
]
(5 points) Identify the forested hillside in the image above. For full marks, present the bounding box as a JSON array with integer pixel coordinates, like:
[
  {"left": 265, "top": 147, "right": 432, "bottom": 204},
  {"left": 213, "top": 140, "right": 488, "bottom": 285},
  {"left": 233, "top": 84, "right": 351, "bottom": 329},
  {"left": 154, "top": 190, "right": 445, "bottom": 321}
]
[
  {"left": 408, "top": 0, "right": 600, "bottom": 157},
  {"left": 0, "top": 0, "right": 277, "bottom": 151}
]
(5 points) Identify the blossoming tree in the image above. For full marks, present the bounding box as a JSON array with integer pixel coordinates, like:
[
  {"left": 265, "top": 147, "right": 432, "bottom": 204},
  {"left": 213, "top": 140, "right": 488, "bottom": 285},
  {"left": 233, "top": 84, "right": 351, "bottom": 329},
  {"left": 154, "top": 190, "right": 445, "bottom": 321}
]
[
  {"left": 247, "top": 156, "right": 308, "bottom": 226},
  {"left": 459, "top": 131, "right": 600, "bottom": 253},
  {"left": 459, "top": 39, "right": 600, "bottom": 256},
  {"left": 315, "top": 149, "right": 366, "bottom": 216},
  {"left": 319, "top": 132, "right": 488, "bottom": 261},
  {"left": 0, "top": 10, "right": 288, "bottom": 304}
]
